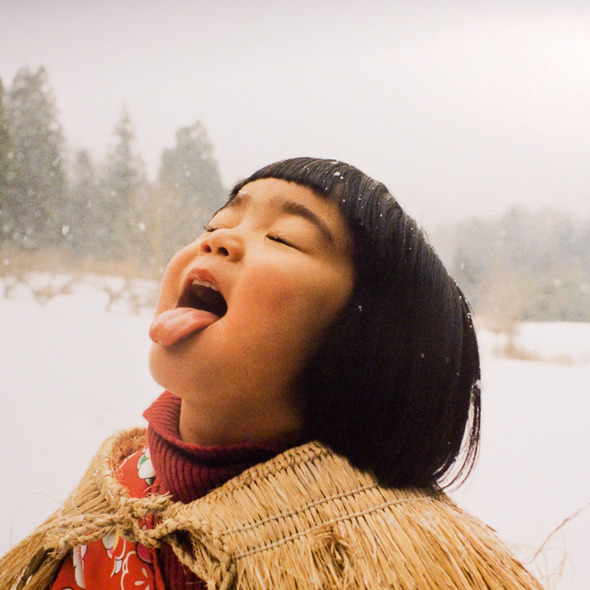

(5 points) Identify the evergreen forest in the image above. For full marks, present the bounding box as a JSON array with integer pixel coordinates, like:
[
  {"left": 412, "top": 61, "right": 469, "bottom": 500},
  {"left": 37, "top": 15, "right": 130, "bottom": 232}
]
[{"left": 0, "top": 66, "right": 226, "bottom": 279}]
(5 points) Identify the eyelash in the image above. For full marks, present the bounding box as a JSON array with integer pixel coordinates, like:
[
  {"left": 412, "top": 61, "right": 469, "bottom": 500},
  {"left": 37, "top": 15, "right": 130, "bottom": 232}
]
[{"left": 267, "top": 234, "right": 294, "bottom": 247}]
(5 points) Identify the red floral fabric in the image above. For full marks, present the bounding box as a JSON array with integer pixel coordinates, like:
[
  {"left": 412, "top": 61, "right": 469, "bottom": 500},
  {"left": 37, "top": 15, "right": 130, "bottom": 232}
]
[{"left": 51, "top": 447, "right": 166, "bottom": 590}]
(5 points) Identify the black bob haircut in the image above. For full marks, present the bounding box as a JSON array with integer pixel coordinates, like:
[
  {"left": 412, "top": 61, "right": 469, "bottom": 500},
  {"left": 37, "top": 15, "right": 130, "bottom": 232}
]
[{"left": 229, "top": 157, "right": 481, "bottom": 489}]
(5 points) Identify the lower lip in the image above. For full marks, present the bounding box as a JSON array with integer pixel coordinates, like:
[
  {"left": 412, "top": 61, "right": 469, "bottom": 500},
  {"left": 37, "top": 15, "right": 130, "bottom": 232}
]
[{"left": 149, "top": 307, "right": 220, "bottom": 346}]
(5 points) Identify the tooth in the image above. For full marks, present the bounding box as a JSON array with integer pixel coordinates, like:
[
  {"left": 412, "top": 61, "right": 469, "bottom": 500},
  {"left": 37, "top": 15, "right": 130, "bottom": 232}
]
[{"left": 191, "top": 280, "right": 218, "bottom": 292}]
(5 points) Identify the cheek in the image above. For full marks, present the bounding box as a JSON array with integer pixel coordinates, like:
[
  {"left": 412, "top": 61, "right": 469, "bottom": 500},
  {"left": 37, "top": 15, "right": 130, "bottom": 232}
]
[
  {"left": 155, "top": 244, "right": 196, "bottom": 312},
  {"left": 302, "top": 279, "right": 352, "bottom": 333},
  {"left": 236, "top": 265, "right": 301, "bottom": 313},
  {"left": 238, "top": 264, "right": 351, "bottom": 337}
]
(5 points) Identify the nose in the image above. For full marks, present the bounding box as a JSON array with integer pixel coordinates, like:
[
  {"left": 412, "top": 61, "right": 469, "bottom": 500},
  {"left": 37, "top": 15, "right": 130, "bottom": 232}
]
[{"left": 199, "top": 229, "right": 244, "bottom": 261}]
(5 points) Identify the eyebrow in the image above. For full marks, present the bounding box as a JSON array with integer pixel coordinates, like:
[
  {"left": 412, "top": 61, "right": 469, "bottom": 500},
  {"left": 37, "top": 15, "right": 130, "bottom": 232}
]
[{"left": 226, "top": 192, "right": 335, "bottom": 244}]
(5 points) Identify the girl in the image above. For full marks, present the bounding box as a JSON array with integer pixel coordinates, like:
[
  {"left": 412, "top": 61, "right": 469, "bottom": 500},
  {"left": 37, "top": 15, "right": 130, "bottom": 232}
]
[{"left": 1, "top": 158, "right": 541, "bottom": 589}]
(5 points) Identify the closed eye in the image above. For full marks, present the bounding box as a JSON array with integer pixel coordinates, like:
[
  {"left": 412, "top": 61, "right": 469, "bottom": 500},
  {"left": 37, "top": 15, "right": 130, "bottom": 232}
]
[
  {"left": 205, "top": 226, "right": 295, "bottom": 249},
  {"left": 267, "top": 234, "right": 295, "bottom": 248}
]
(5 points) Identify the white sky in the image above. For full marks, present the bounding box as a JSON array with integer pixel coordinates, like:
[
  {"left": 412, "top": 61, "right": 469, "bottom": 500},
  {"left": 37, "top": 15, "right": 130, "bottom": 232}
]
[{"left": 1, "top": 0, "right": 589, "bottom": 226}]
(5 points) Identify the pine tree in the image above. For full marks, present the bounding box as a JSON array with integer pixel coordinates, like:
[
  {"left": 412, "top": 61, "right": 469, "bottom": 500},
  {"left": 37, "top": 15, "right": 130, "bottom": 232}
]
[
  {"left": 0, "top": 77, "right": 15, "bottom": 247},
  {"left": 102, "top": 107, "right": 150, "bottom": 266},
  {"left": 156, "top": 121, "right": 225, "bottom": 265},
  {"left": 5, "top": 66, "right": 66, "bottom": 249},
  {"left": 64, "top": 150, "right": 101, "bottom": 259}
]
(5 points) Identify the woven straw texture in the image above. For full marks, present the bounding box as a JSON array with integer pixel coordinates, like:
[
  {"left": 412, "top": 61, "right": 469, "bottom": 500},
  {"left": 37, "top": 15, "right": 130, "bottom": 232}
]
[{"left": 0, "top": 428, "right": 543, "bottom": 589}]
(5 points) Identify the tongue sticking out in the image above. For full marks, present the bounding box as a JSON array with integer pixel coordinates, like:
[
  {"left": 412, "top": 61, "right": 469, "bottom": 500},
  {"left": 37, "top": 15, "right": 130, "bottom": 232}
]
[{"left": 149, "top": 307, "right": 220, "bottom": 346}]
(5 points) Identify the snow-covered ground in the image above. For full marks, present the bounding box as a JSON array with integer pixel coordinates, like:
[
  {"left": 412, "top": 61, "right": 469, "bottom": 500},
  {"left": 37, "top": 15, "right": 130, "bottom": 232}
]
[{"left": 1, "top": 277, "right": 588, "bottom": 588}]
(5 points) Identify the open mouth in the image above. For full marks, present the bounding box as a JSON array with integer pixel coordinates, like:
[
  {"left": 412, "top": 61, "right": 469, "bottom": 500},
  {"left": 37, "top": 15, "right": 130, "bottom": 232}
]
[{"left": 178, "top": 279, "right": 228, "bottom": 318}]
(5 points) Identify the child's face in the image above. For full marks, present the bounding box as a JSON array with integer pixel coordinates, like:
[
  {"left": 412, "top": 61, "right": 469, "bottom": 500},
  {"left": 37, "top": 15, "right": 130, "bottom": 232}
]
[{"left": 149, "top": 178, "right": 354, "bottom": 444}]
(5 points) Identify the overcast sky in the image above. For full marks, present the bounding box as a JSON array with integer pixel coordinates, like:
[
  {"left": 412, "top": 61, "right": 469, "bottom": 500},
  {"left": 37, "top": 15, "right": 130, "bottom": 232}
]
[{"left": 1, "top": 0, "right": 589, "bottom": 226}]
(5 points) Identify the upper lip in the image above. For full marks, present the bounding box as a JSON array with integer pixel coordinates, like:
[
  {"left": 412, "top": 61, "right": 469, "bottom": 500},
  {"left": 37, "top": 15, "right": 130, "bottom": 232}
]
[{"left": 177, "top": 267, "right": 228, "bottom": 317}]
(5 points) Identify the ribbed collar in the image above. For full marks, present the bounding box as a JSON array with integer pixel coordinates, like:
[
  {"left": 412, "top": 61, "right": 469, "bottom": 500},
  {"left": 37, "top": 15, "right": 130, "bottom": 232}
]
[{"left": 143, "top": 390, "right": 294, "bottom": 502}]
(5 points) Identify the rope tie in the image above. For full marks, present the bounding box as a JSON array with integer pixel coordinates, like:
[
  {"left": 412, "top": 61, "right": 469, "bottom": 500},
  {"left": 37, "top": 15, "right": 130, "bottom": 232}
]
[{"left": 39, "top": 487, "right": 238, "bottom": 586}]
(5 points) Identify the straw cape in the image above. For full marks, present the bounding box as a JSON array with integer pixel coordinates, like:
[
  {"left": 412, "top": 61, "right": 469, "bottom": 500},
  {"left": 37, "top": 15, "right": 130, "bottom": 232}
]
[{"left": 1, "top": 428, "right": 542, "bottom": 589}]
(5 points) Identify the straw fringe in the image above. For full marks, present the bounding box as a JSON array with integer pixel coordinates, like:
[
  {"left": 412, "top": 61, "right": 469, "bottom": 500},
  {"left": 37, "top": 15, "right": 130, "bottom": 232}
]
[{"left": 0, "top": 428, "right": 543, "bottom": 589}]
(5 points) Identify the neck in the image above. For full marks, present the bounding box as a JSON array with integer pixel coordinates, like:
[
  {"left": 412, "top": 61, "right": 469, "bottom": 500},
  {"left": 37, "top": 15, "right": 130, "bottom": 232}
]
[{"left": 178, "top": 394, "right": 302, "bottom": 447}]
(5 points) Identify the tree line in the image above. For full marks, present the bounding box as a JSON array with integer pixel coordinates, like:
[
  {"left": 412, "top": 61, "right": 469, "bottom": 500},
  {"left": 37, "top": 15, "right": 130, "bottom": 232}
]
[
  {"left": 444, "top": 207, "right": 590, "bottom": 323},
  {"left": 1, "top": 67, "right": 588, "bottom": 322},
  {"left": 0, "top": 66, "right": 226, "bottom": 277}
]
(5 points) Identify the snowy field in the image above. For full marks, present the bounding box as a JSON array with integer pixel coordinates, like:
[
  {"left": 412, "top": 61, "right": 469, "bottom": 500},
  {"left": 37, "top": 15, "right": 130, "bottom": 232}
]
[{"left": 1, "top": 276, "right": 589, "bottom": 588}]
